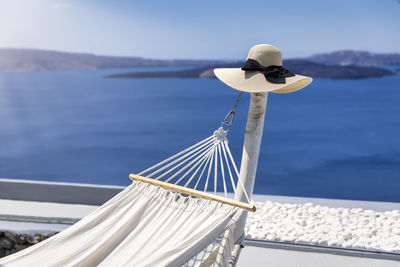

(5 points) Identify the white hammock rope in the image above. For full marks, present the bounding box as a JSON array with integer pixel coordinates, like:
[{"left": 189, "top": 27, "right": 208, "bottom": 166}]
[
  {"left": 131, "top": 127, "right": 252, "bottom": 207},
  {"left": 137, "top": 135, "right": 214, "bottom": 177}
]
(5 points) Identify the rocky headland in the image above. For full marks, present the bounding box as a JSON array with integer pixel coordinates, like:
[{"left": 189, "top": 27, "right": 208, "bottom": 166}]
[
  {"left": 0, "top": 48, "right": 225, "bottom": 72},
  {"left": 305, "top": 50, "right": 400, "bottom": 67}
]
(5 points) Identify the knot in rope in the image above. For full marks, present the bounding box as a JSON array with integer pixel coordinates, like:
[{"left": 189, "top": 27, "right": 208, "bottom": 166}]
[{"left": 213, "top": 127, "right": 228, "bottom": 145}]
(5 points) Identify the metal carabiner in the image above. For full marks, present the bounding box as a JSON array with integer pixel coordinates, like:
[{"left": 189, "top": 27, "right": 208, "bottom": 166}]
[
  {"left": 221, "top": 92, "right": 243, "bottom": 131},
  {"left": 223, "top": 110, "right": 236, "bottom": 127}
]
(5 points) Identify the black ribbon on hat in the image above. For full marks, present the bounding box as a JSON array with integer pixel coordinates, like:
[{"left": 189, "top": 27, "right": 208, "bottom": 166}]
[{"left": 241, "top": 59, "right": 295, "bottom": 84}]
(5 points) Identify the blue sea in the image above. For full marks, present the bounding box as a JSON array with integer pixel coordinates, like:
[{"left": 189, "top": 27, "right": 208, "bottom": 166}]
[{"left": 0, "top": 68, "right": 399, "bottom": 202}]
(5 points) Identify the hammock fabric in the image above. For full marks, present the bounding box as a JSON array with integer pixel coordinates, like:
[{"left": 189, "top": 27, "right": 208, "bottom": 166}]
[
  {"left": 0, "top": 182, "right": 241, "bottom": 267},
  {"left": 1, "top": 128, "right": 249, "bottom": 266}
]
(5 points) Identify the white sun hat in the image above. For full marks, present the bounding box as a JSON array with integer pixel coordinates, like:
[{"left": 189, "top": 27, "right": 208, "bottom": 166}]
[{"left": 214, "top": 44, "right": 312, "bottom": 93}]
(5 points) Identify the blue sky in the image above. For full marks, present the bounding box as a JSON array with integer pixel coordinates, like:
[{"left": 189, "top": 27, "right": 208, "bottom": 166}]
[{"left": 0, "top": 0, "right": 399, "bottom": 59}]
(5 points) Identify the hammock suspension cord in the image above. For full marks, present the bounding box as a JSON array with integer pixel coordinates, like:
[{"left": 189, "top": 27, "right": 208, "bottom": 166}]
[{"left": 132, "top": 127, "right": 251, "bottom": 205}]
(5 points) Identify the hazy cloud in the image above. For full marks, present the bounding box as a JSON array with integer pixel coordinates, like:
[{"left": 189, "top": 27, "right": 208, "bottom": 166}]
[{"left": 53, "top": 2, "right": 71, "bottom": 9}]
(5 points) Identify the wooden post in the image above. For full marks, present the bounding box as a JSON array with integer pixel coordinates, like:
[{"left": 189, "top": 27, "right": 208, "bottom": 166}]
[{"left": 233, "top": 92, "right": 268, "bottom": 242}]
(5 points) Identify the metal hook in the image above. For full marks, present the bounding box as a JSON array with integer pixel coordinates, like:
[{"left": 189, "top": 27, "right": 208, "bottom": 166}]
[{"left": 221, "top": 92, "right": 243, "bottom": 131}]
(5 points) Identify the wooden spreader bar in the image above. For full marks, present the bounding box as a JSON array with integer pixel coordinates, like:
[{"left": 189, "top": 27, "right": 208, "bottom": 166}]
[{"left": 129, "top": 174, "right": 256, "bottom": 212}]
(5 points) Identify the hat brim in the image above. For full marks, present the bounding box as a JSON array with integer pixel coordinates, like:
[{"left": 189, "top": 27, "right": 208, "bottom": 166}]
[{"left": 214, "top": 68, "right": 312, "bottom": 93}]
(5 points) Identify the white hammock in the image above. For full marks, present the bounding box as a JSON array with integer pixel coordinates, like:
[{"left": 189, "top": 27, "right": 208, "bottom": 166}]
[{"left": 0, "top": 128, "right": 253, "bottom": 267}]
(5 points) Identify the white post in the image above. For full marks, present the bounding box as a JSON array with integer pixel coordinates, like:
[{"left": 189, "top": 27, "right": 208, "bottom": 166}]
[{"left": 233, "top": 92, "right": 268, "bottom": 242}]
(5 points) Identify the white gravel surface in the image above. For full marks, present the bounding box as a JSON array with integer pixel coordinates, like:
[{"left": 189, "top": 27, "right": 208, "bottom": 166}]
[{"left": 245, "top": 201, "right": 400, "bottom": 253}]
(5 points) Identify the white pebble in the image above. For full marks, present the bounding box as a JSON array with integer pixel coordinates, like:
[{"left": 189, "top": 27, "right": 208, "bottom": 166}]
[{"left": 245, "top": 201, "right": 400, "bottom": 253}]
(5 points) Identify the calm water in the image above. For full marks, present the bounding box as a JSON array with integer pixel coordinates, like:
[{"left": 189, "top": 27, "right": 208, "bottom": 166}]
[{"left": 0, "top": 69, "right": 399, "bottom": 202}]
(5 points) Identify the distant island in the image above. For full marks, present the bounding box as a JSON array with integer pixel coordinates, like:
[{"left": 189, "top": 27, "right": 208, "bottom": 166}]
[
  {"left": 305, "top": 51, "right": 400, "bottom": 67},
  {"left": 0, "top": 48, "right": 398, "bottom": 79},
  {"left": 106, "top": 60, "right": 394, "bottom": 80}
]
